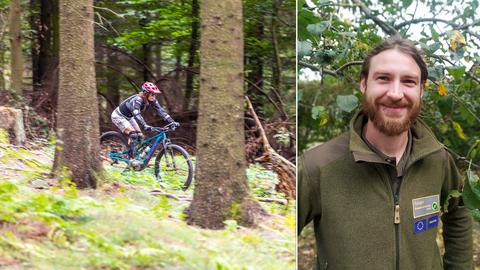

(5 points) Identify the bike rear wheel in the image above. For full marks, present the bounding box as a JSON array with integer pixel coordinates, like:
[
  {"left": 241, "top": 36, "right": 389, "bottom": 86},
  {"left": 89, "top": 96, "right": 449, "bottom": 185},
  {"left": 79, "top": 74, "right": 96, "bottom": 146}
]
[
  {"left": 99, "top": 131, "right": 129, "bottom": 170},
  {"left": 154, "top": 144, "right": 193, "bottom": 190}
]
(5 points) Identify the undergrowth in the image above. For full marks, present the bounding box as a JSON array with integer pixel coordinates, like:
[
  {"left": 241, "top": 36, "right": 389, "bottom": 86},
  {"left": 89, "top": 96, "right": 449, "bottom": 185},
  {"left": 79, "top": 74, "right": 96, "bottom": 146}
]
[{"left": 0, "top": 144, "right": 295, "bottom": 270}]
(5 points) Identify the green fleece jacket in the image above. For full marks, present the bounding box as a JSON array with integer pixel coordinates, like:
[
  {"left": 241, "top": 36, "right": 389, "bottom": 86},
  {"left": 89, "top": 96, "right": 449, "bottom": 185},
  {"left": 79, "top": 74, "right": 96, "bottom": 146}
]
[{"left": 298, "top": 111, "right": 473, "bottom": 270}]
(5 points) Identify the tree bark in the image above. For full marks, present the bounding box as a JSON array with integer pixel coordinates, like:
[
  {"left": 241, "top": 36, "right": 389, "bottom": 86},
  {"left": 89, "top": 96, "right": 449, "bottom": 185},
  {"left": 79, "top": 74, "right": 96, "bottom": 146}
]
[
  {"left": 9, "top": 0, "right": 23, "bottom": 95},
  {"left": 183, "top": 0, "right": 199, "bottom": 111},
  {"left": 31, "top": 0, "right": 59, "bottom": 109},
  {"left": 142, "top": 43, "right": 150, "bottom": 82},
  {"left": 155, "top": 43, "right": 162, "bottom": 78},
  {"left": 30, "top": 0, "right": 40, "bottom": 90},
  {"left": 246, "top": 14, "right": 264, "bottom": 109},
  {"left": 53, "top": 0, "right": 103, "bottom": 188},
  {"left": 0, "top": 10, "right": 7, "bottom": 91},
  {"left": 106, "top": 51, "right": 120, "bottom": 114},
  {"left": 187, "top": 0, "right": 265, "bottom": 229},
  {"left": 270, "top": 0, "right": 287, "bottom": 120},
  {"left": 0, "top": 50, "right": 5, "bottom": 90}
]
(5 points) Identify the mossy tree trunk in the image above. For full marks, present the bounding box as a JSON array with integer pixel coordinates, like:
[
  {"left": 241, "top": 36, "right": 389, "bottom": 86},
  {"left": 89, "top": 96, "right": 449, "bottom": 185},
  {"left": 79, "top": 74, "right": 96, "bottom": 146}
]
[
  {"left": 53, "top": 0, "right": 103, "bottom": 188},
  {"left": 187, "top": 0, "right": 264, "bottom": 229},
  {"left": 9, "top": 0, "right": 23, "bottom": 95}
]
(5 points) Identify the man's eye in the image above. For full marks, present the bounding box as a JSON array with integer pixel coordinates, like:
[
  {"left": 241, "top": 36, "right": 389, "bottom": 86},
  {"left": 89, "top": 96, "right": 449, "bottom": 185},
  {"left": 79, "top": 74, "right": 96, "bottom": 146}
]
[
  {"left": 377, "top": 76, "right": 389, "bottom": 81},
  {"left": 404, "top": 80, "right": 417, "bottom": 85}
]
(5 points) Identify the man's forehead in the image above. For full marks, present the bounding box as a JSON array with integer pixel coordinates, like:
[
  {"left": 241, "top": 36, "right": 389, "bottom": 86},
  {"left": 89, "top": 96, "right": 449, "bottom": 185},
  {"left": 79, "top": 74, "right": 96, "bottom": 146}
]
[{"left": 368, "top": 49, "right": 421, "bottom": 78}]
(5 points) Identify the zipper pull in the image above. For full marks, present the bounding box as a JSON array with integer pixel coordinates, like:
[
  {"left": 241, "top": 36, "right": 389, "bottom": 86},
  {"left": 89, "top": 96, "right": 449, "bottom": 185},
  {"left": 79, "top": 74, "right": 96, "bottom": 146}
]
[{"left": 394, "top": 204, "right": 400, "bottom": 224}]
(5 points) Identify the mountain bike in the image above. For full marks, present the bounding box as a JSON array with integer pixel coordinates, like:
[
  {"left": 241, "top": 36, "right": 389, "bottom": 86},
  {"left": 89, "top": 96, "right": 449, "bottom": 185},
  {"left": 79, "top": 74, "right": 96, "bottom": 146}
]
[{"left": 99, "top": 123, "right": 193, "bottom": 190}]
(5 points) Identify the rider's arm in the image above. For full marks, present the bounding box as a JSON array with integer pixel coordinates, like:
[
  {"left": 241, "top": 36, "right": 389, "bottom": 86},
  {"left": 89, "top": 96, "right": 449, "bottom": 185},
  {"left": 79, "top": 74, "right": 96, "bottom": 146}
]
[
  {"left": 151, "top": 100, "right": 174, "bottom": 123},
  {"left": 131, "top": 98, "right": 149, "bottom": 128}
]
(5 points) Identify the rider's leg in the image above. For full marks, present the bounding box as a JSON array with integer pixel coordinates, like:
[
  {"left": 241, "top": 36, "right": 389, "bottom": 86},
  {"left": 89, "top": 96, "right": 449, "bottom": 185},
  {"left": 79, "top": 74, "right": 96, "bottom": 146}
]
[
  {"left": 124, "top": 127, "right": 138, "bottom": 159},
  {"left": 112, "top": 111, "right": 137, "bottom": 159},
  {"left": 125, "top": 119, "right": 141, "bottom": 159}
]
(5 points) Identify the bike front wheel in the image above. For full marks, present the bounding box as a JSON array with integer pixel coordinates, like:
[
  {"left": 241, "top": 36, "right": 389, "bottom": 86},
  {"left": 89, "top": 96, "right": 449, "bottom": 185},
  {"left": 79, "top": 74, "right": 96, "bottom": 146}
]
[{"left": 154, "top": 144, "right": 193, "bottom": 190}]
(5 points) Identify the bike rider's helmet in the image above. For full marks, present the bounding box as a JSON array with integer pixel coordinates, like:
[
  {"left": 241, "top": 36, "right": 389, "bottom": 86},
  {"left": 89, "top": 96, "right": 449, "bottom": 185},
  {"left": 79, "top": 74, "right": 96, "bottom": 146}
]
[{"left": 141, "top": 82, "right": 161, "bottom": 94}]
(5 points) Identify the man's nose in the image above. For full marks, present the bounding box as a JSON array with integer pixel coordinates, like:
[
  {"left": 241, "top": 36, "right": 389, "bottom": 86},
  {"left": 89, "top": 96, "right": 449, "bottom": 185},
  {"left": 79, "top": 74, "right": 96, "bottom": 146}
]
[{"left": 387, "top": 80, "right": 404, "bottom": 100}]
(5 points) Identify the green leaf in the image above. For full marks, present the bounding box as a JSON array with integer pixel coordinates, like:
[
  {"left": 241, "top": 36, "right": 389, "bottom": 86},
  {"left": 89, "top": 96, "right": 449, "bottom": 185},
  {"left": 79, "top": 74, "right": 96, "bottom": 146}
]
[
  {"left": 443, "top": 189, "right": 461, "bottom": 211},
  {"left": 298, "top": 41, "right": 312, "bottom": 58},
  {"left": 336, "top": 95, "right": 358, "bottom": 113},
  {"left": 402, "top": 0, "right": 413, "bottom": 7},
  {"left": 430, "top": 26, "right": 439, "bottom": 42},
  {"left": 428, "top": 42, "right": 441, "bottom": 53},
  {"left": 467, "top": 170, "right": 480, "bottom": 198},
  {"left": 427, "top": 65, "right": 444, "bottom": 82},
  {"left": 463, "top": 170, "right": 480, "bottom": 210},
  {"left": 338, "top": 31, "right": 356, "bottom": 37},
  {"left": 447, "top": 66, "right": 466, "bottom": 81},
  {"left": 452, "top": 121, "right": 467, "bottom": 140},
  {"left": 472, "top": 209, "right": 480, "bottom": 222},
  {"left": 298, "top": 10, "right": 322, "bottom": 41},
  {"left": 451, "top": 49, "right": 465, "bottom": 62},
  {"left": 311, "top": 106, "right": 326, "bottom": 120},
  {"left": 437, "top": 95, "right": 453, "bottom": 116},
  {"left": 306, "top": 22, "right": 330, "bottom": 36}
]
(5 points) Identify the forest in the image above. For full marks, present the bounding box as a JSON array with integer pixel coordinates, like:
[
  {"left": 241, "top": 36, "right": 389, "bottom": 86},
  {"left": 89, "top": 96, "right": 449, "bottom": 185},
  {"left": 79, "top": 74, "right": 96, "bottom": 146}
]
[
  {"left": 0, "top": 0, "right": 295, "bottom": 269},
  {"left": 298, "top": 0, "right": 480, "bottom": 269}
]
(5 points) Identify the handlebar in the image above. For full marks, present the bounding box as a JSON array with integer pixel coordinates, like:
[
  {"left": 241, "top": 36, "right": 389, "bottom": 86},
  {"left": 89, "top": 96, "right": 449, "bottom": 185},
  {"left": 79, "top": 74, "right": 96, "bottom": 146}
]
[{"left": 151, "top": 122, "right": 179, "bottom": 133}]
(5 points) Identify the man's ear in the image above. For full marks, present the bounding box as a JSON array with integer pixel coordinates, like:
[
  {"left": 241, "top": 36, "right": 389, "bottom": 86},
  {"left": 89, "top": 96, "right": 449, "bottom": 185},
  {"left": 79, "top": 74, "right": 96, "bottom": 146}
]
[{"left": 360, "top": 78, "right": 366, "bottom": 94}]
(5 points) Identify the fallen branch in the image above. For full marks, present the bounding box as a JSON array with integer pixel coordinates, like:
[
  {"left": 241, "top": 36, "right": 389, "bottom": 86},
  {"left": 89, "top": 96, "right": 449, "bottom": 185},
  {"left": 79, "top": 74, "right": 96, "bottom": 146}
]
[
  {"left": 149, "top": 188, "right": 190, "bottom": 201},
  {"left": 245, "top": 96, "right": 296, "bottom": 199},
  {"left": 257, "top": 197, "right": 287, "bottom": 205}
]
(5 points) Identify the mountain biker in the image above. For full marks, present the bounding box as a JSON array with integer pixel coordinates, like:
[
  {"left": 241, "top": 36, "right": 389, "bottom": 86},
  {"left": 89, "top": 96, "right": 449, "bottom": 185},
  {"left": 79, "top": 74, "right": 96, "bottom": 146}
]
[{"left": 111, "top": 82, "right": 179, "bottom": 164}]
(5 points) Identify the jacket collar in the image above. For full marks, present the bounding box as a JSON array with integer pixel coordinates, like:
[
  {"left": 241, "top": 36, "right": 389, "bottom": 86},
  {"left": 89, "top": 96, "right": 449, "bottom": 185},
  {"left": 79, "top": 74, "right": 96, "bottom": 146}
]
[{"left": 349, "top": 110, "right": 443, "bottom": 165}]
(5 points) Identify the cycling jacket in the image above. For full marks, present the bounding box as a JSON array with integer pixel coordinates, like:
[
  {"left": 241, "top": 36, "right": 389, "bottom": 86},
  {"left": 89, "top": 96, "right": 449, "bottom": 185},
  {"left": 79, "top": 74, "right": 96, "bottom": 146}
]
[{"left": 116, "top": 94, "right": 173, "bottom": 128}]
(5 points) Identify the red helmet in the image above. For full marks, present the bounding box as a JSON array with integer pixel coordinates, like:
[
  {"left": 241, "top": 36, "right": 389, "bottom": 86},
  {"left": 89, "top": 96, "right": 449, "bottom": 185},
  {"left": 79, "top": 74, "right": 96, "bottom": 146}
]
[{"left": 141, "top": 82, "right": 161, "bottom": 94}]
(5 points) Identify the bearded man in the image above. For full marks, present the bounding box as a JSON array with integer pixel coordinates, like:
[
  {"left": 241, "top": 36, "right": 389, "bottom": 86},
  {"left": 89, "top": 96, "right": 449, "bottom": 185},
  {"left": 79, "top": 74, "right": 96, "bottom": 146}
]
[{"left": 298, "top": 37, "right": 473, "bottom": 270}]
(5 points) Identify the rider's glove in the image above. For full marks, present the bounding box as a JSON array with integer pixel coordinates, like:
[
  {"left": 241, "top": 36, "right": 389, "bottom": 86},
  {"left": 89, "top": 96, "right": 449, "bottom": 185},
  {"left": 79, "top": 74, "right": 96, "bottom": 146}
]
[
  {"left": 144, "top": 125, "right": 153, "bottom": 132},
  {"left": 172, "top": 121, "right": 180, "bottom": 128}
]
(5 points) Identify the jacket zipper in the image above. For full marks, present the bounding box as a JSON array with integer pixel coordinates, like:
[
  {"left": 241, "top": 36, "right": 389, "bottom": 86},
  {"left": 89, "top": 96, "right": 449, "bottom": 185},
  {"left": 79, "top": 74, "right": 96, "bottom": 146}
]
[
  {"left": 394, "top": 192, "right": 400, "bottom": 270},
  {"left": 385, "top": 165, "right": 402, "bottom": 270}
]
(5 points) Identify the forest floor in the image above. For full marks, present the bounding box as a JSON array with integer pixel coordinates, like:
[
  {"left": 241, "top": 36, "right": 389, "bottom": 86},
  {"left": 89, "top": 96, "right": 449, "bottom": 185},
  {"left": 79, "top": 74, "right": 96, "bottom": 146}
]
[{"left": 0, "top": 137, "right": 295, "bottom": 269}]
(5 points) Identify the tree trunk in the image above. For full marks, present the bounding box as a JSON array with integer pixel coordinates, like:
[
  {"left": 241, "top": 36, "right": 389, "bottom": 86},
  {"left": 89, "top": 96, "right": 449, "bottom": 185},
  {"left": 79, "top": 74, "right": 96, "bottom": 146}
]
[
  {"left": 174, "top": 53, "right": 181, "bottom": 82},
  {"left": 31, "top": 0, "right": 59, "bottom": 111},
  {"left": 155, "top": 43, "right": 162, "bottom": 78},
  {"left": 9, "top": 0, "right": 23, "bottom": 95},
  {"left": 183, "top": 0, "right": 199, "bottom": 111},
  {"left": 106, "top": 51, "right": 120, "bottom": 114},
  {"left": 0, "top": 50, "right": 5, "bottom": 90},
  {"left": 246, "top": 17, "right": 264, "bottom": 110},
  {"left": 53, "top": 0, "right": 103, "bottom": 189},
  {"left": 142, "top": 43, "right": 150, "bottom": 82},
  {"left": 187, "top": 0, "right": 265, "bottom": 229},
  {"left": 30, "top": 0, "right": 40, "bottom": 90},
  {"left": 270, "top": 0, "right": 287, "bottom": 120}
]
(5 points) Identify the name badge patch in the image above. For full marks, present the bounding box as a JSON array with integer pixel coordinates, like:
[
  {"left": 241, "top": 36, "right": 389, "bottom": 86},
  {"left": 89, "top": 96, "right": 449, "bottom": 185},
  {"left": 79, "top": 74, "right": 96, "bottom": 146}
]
[
  {"left": 414, "top": 219, "right": 426, "bottom": 234},
  {"left": 412, "top": 194, "right": 440, "bottom": 219},
  {"left": 427, "top": 215, "right": 439, "bottom": 229}
]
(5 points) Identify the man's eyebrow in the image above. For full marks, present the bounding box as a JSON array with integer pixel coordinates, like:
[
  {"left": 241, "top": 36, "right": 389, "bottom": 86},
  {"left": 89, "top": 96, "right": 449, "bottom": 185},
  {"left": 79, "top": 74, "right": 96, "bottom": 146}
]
[
  {"left": 371, "top": 71, "right": 419, "bottom": 79},
  {"left": 371, "top": 71, "right": 391, "bottom": 77}
]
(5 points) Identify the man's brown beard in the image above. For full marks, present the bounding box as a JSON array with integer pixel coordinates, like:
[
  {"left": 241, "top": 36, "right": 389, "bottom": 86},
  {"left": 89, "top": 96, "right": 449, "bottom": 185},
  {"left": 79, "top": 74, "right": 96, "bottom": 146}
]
[{"left": 362, "top": 94, "right": 421, "bottom": 136}]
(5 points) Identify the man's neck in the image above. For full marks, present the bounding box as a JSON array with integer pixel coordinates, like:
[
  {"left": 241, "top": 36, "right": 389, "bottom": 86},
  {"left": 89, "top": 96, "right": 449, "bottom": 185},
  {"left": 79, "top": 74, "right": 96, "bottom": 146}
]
[{"left": 363, "top": 120, "right": 409, "bottom": 164}]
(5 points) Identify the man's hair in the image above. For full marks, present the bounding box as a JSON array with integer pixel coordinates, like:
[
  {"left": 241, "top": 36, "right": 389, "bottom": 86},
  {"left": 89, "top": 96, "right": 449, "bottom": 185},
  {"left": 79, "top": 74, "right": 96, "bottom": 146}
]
[{"left": 360, "top": 36, "right": 428, "bottom": 85}]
